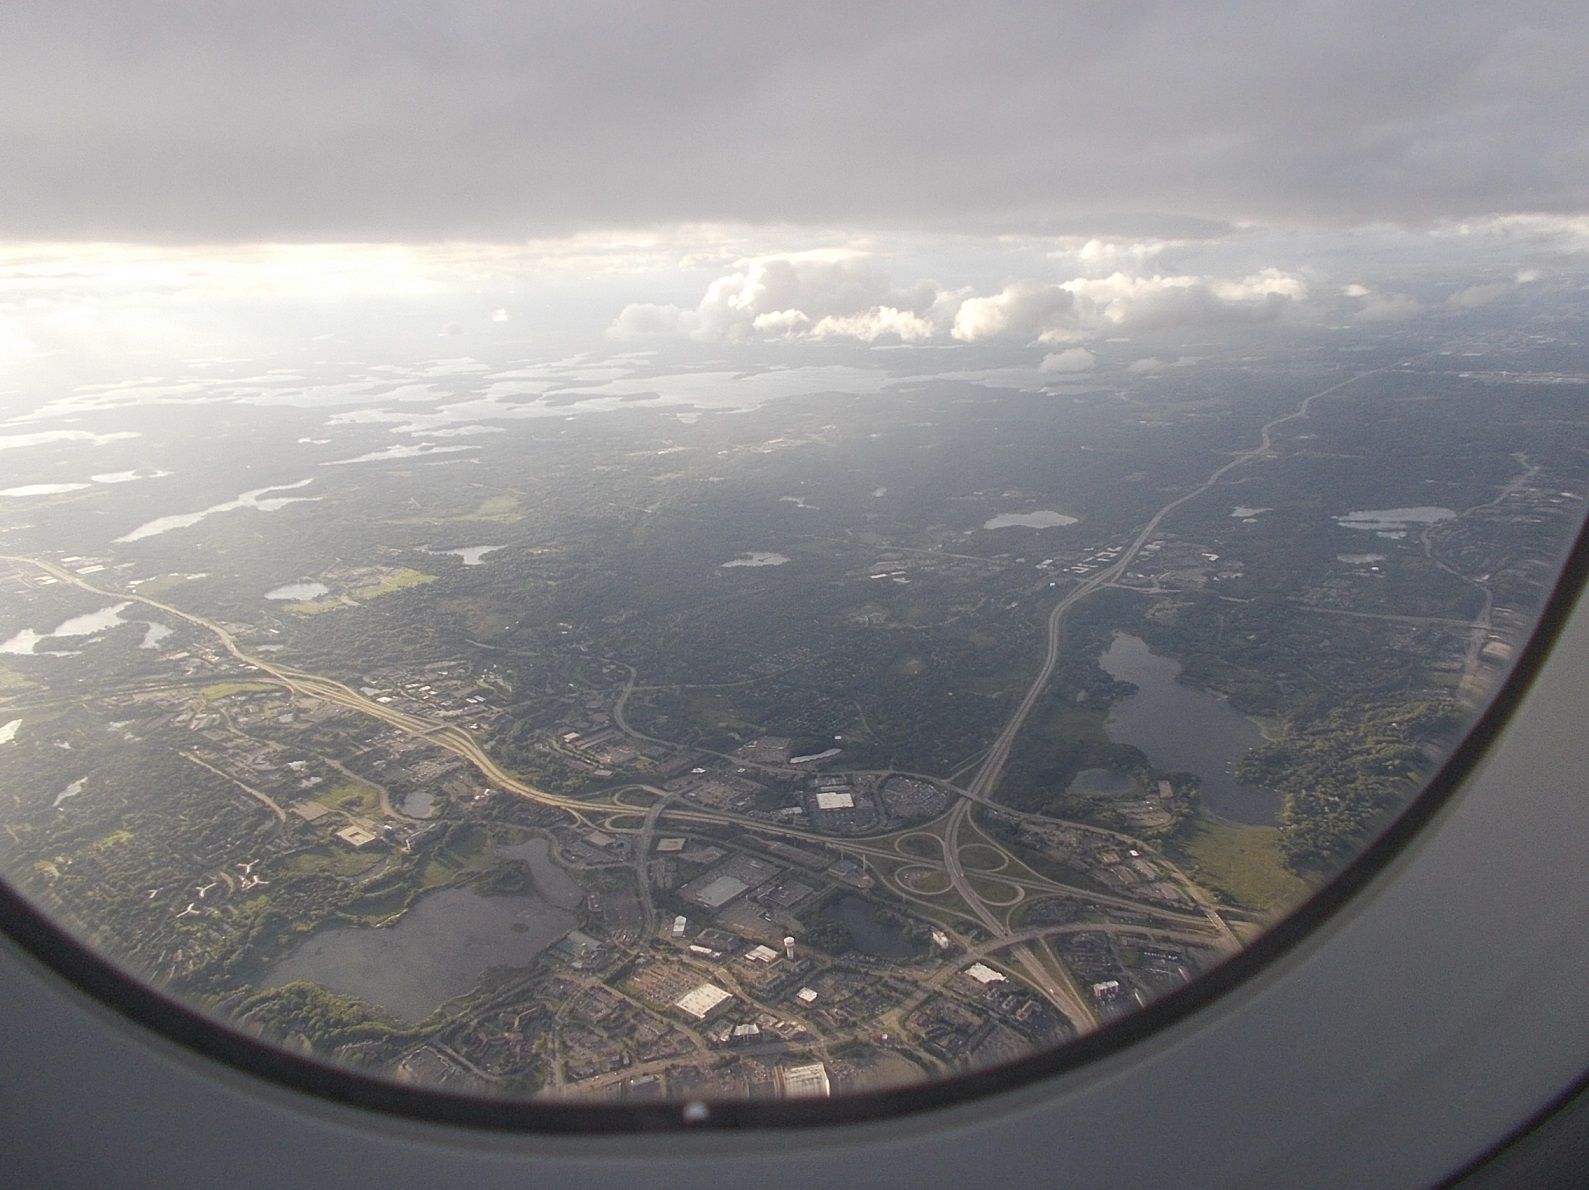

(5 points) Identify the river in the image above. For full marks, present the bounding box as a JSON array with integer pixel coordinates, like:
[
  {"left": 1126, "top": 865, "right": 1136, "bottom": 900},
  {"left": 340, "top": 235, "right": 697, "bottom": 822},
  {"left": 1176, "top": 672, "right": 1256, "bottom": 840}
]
[
  {"left": 1099, "top": 633, "right": 1279, "bottom": 825},
  {"left": 259, "top": 837, "right": 581, "bottom": 1020}
]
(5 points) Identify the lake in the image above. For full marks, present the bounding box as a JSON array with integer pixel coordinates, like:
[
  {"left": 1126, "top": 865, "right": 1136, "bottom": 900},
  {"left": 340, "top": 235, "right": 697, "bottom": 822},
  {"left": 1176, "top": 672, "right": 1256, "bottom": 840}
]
[
  {"left": 52, "top": 778, "right": 86, "bottom": 808},
  {"left": 984, "top": 510, "right": 1078, "bottom": 530},
  {"left": 399, "top": 789, "right": 436, "bottom": 817},
  {"left": 0, "top": 483, "right": 92, "bottom": 497},
  {"left": 1336, "top": 506, "right": 1455, "bottom": 532},
  {"left": 0, "top": 603, "right": 131, "bottom": 655},
  {"left": 323, "top": 443, "right": 479, "bottom": 466},
  {"left": 265, "top": 581, "right": 330, "bottom": 601},
  {"left": 1099, "top": 633, "right": 1279, "bottom": 825},
  {"left": 721, "top": 551, "right": 789, "bottom": 568},
  {"left": 821, "top": 895, "right": 924, "bottom": 959},
  {"left": 116, "top": 479, "right": 319, "bottom": 543},
  {"left": 260, "top": 837, "right": 581, "bottom": 1021},
  {"left": 429, "top": 545, "right": 502, "bottom": 566}
]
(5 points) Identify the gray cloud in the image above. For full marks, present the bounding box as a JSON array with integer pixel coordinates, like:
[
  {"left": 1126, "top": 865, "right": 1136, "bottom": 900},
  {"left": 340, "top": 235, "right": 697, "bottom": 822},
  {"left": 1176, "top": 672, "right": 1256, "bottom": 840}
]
[{"left": 2, "top": 2, "right": 1586, "bottom": 241}]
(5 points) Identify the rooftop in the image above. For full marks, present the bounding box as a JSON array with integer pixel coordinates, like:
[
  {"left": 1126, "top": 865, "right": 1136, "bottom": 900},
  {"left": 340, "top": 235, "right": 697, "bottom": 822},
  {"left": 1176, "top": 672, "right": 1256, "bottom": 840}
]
[{"left": 673, "top": 982, "right": 733, "bottom": 1020}]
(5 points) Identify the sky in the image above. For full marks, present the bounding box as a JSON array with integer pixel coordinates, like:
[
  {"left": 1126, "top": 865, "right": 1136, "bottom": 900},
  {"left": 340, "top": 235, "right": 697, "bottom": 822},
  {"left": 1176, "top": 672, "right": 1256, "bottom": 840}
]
[{"left": 1, "top": 2, "right": 1586, "bottom": 376}]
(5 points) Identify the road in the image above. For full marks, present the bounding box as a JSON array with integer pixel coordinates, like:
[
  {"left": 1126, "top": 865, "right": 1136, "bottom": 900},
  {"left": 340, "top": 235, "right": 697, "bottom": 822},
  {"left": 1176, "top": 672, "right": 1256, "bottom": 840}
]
[
  {"left": 939, "top": 361, "right": 1414, "bottom": 1012},
  {"left": 179, "top": 750, "right": 287, "bottom": 821},
  {"left": 0, "top": 554, "right": 607, "bottom": 827},
  {"left": 6, "top": 361, "right": 1403, "bottom": 1069}
]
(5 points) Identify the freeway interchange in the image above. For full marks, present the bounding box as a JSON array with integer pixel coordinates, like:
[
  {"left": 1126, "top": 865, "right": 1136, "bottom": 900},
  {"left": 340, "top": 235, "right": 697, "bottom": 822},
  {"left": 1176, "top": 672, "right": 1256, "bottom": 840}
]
[{"left": 0, "top": 364, "right": 1423, "bottom": 1086}]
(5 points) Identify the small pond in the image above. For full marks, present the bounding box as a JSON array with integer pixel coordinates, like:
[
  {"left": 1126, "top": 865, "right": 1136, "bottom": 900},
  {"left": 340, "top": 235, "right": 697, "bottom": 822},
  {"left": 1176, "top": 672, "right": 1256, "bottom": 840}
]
[{"left": 820, "top": 894, "right": 924, "bottom": 959}]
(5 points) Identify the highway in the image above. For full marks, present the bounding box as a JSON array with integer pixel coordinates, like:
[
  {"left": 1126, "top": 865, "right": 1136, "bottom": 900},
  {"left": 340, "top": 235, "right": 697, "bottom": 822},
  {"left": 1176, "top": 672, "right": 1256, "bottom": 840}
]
[
  {"left": 13, "top": 357, "right": 1382, "bottom": 1042},
  {"left": 0, "top": 554, "right": 609, "bottom": 826},
  {"left": 940, "top": 361, "right": 1414, "bottom": 1012}
]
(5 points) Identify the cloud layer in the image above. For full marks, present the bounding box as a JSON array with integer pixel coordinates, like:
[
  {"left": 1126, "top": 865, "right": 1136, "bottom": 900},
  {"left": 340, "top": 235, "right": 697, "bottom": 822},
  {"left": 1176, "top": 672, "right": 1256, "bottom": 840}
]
[
  {"left": 612, "top": 254, "right": 1311, "bottom": 344},
  {"left": 2, "top": 2, "right": 1586, "bottom": 240}
]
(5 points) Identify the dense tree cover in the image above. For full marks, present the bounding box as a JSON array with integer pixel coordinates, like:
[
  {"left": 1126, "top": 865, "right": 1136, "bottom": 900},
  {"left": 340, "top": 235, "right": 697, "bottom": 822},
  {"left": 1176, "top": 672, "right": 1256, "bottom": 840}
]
[
  {"left": 1238, "top": 699, "right": 1461, "bottom": 871},
  {"left": 803, "top": 919, "right": 854, "bottom": 954},
  {"left": 238, "top": 981, "right": 399, "bottom": 1051}
]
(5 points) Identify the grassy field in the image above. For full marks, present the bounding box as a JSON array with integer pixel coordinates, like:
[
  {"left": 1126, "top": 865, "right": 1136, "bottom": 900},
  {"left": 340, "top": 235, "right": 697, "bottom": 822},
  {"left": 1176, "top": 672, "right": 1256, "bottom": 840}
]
[
  {"left": 0, "top": 665, "right": 34, "bottom": 691},
  {"left": 282, "top": 568, "right": 437, "bottom": 615},
  {"left": 198, "top": 680, "right": 277, "bottom": 701},
  {"left": 285, "top": 846, "right": 381, "bottom": 878},
  {"left": 956, "top": 843, "right": 1011, "bottom": 872},
  {"left": 351, "top": 567, "right": 437, "bottom": 599},
  {"left": 394, "top": 493, "right": 523, "bottom": 524},
  {"left": 283, "top": 597, "right": 354, "bottom": 615},
  {"left": 322, "top": 781, "right": 381, "bottom": 815},
  {"left": 1175, "top": 815, "right": 1312, "bottom": 913}
]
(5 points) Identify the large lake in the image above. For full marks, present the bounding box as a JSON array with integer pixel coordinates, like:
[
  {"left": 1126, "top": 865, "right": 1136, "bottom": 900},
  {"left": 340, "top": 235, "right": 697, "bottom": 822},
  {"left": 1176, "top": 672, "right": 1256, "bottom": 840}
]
[
  {"left": 1099, "top": 633, "right": 1278, "bottom": 825},
  {"left": 260, "top": 837, "right": 581, "bottom": 1020}
]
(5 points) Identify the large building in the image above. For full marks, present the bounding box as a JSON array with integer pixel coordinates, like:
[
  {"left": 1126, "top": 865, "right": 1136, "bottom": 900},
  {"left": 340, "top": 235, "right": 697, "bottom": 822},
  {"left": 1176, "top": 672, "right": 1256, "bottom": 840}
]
[
  {"left": 778, "top": 1062, "right": 831, "bottom": 1098},
  {"left": 672, "top": 982, "right": 732, "bottom": 1021}
]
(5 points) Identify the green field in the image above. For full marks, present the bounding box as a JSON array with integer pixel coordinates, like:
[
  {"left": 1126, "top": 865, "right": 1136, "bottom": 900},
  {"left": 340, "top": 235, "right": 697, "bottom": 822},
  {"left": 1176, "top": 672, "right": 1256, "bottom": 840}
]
[
  {"left": 351, "top": 567, "right": 437, "bottom": 599},
  {"left": 0, "top": 665, "right": 33, "bottom": 691},
  {"left": 394, "top": 493, "right": 523, "bottom": 524},
  {"left": 322, "top": 781, "right": 381, "bottom": 815},
  {"left": 284, "top": 568, "right": 438, "bottom": 615},
  {"left": 199, "top": 680, "right": 277, "bottom": 701},
  {"left": 1175, "top": 816, "right": 1312, "bottom": 913}
]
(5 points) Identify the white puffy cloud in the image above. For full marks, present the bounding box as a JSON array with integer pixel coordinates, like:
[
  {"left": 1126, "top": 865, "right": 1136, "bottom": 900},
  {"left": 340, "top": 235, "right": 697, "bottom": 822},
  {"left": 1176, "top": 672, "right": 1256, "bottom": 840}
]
[
  {"left": 1341, "top": 283, "right": 1372, "bottom": 297},
  {"left": 1039, "top": 347, "right": 1096, "bottom": 373},
  {"left": 615, "top": 254, "right": 1310, "bottom": 345},
  {"left": 1211, "top": 267, "right": 1308, "bottom": 301},
  {"left": 810, "top": 307, "right": 936, "bottom": 342},
  {"left": 751, "top": 308, "right": 812, "bottom": 337},
  {"left": 610, "top": 251, "right": 945, "bottom": 343},
  {"left": 1047, "top": 237, "right": 1192, "bottom": 272},
  {"left": 608, "top": 301, "right": 696, "bottom": 338},
  {"left": 1060, "top": 269, "right": 1307, "bottom": 331},
  {"left": 951, "top": 280, "right": 1085, "bottom": 343}
]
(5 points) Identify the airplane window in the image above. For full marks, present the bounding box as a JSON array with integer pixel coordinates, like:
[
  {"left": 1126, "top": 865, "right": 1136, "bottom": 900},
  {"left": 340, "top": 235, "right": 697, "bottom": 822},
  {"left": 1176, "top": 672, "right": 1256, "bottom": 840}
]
[{"left": 1, "top": 4, "right": 1586, "bottom": 1127}]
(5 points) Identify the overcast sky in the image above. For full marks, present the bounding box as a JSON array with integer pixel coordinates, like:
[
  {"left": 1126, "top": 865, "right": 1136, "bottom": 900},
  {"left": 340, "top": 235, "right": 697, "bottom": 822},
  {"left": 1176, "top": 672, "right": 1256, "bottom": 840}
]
[{"left": 2, "top": 1, "right": 1586, "bottom": 242}]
